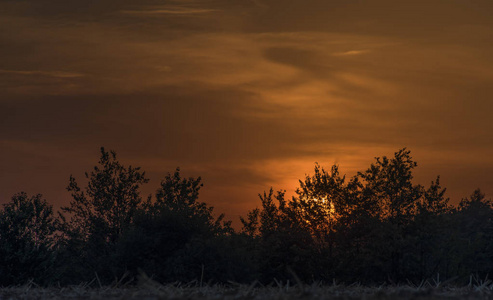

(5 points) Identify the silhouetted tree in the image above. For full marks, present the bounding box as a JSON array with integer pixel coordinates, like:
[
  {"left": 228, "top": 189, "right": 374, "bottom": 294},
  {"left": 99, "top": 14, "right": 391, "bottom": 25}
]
[
  {"left": 245, "top": 148, "right": 457, "bottom": 283},
  {"left": 240, "top": 208, "right": 260, "bottom": 237},
  {"left": 242, "top": 188, "right": 323, "bottom": 282},
  {"left": 56, "top": 147, "right": 149, "bottom": 283},
  {"left": 0, "top": 193, "right": 56, "bottom": 285},
  {"left": 293, "top": 164, "right": 345, "bottom": 254},
  {"left": 357, "top": 148, "right": 422, "bottom": 221},
  {"left": 355, "top": 148, "right": 423, "bottom": 281},
  {"left": 330, "top": 176, "right": 383, "bottom": 282},
  {"left": 451, "top": 189, "right": 493, "bottom": 279},
  {"left": 5, "top": 146, "right": 492, "bottom": 286},
  {"left": 370, "top": 177, "right": 448, "bottom": 282},
  {"left": 116, "top": 168, "right": 234, "bottom": 283},
  {"left": 407, "top": 176, "right": 452, "bottom": 280}
]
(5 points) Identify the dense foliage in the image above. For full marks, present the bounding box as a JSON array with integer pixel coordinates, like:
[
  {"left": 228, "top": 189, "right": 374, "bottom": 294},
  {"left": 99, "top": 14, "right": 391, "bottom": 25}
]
[{"left": 1, "top": 147, "right": 492, "bottom": 286}]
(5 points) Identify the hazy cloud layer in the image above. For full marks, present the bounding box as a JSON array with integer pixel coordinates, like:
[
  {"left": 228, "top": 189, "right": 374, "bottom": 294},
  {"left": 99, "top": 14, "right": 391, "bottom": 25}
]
[{"left": 1, "top": 0, "right": 493, "bottom": 221}]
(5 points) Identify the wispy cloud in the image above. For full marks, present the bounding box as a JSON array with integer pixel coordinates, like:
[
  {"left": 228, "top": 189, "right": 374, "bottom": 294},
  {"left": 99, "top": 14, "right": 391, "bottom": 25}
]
[
  {"left": 333, "top": 50, "right": 369, "bottom": 56},
  {"left": 0, "top": 69, "right": 84, "bottom": 78},
  {"left": 121, "top": 6, "right": 218, "bottom": 15}
]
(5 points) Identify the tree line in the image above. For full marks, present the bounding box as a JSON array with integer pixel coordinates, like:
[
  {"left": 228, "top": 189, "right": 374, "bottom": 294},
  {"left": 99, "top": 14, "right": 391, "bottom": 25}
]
[{"left": 0, "top": 147, "right": 492, "bottom": 286}]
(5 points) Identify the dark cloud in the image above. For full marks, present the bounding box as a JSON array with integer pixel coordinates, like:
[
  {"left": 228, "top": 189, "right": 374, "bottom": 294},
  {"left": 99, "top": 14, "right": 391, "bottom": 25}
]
[
  {"left": 248, "top": 0, "right": 493, "bottom": 38},
  {"left": 1, "top": 87, "right": 346, "bottom": 164}
]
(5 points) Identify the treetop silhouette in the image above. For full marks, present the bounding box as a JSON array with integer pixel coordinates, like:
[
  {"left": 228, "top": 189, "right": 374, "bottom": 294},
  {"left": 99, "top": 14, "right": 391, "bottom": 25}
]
[{"left": 1, "top": 147, "right": 492, "bottom": 285}]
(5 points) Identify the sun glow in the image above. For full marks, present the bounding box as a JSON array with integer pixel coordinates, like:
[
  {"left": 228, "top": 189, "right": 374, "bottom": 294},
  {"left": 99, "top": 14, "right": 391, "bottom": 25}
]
[
  {"left": 315, "top": 197, "right": 336, "bottom": 215},
  {"left": 304, "top": 196, "right": 336, "bottom": 217}
]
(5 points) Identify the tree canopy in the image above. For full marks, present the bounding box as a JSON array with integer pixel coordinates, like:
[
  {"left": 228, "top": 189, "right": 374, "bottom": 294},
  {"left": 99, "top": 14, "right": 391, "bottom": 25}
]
[{"left": 1, "top": 147, "right": 492, "bottom": 286}]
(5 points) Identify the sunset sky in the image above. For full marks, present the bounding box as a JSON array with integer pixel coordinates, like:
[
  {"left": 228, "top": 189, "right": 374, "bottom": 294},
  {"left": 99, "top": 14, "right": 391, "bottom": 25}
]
[{"left": 1, "top": 0, "right": 493, "bottom": 223}]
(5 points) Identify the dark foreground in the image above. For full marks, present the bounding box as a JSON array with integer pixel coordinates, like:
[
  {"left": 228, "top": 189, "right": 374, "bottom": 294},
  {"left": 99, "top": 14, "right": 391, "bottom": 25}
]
[{"left": 3, "top": 279, "right": 493, "bottom": 300}]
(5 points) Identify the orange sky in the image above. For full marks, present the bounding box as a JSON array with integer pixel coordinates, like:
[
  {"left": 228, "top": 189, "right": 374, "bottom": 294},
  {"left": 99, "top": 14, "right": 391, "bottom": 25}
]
[{"left": 1, "top": 0, "right": 493, "bottom": 224}]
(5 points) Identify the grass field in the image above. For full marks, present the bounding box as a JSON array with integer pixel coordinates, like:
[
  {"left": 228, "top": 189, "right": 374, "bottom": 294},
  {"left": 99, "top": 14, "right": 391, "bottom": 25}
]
[{"left": 3, "top": 276, "right": 493, "bottom": 300}]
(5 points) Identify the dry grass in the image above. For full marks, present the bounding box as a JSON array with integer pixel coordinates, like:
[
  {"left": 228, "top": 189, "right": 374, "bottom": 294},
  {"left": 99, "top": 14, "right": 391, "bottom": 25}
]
[{"left": 2, "top": 275, "right": 493, "bottom": 300}]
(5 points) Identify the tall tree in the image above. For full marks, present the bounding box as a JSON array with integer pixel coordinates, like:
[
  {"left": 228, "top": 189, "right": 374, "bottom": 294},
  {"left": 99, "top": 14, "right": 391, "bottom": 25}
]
[
  {"left": 56, "top": 147, "right": 148, "bottom": 283},
  {"left": 357, "top": 148, "right": 422, "bottom": 221},
  {"left": 117, "top": 168, "right": 232, "bottom": 282},
  {"left": 0, "top": 193, "right": 56, "bottom": 285},
  {"left": 290, "top": 164, "right": 347, "bottom": 264},
  {"left": 406, "top": 177, "right": 452, "bottom": 280},
  {"left": 353, "top": 148, "right": 423, "bottom": 281},
  {"left": 453, "top": 189, "right": 493, "bottom": 278},
  {"left": 241, "top": 188, "right": 322, "bottom": 282},
  {"left": 59, "top": 147, "right": 149, "bottom": 245}
]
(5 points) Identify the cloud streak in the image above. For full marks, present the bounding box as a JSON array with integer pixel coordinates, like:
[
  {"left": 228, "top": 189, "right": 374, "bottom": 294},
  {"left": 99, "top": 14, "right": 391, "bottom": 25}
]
[
  {"left": 120, "top": 6, "right": 218, "bottom": 15},
  {"left": 0, "top": 69, "right": 84, "bottom": 78},
  {"left": 333, "top": 50, "right": 369, "bottom": 56}
]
